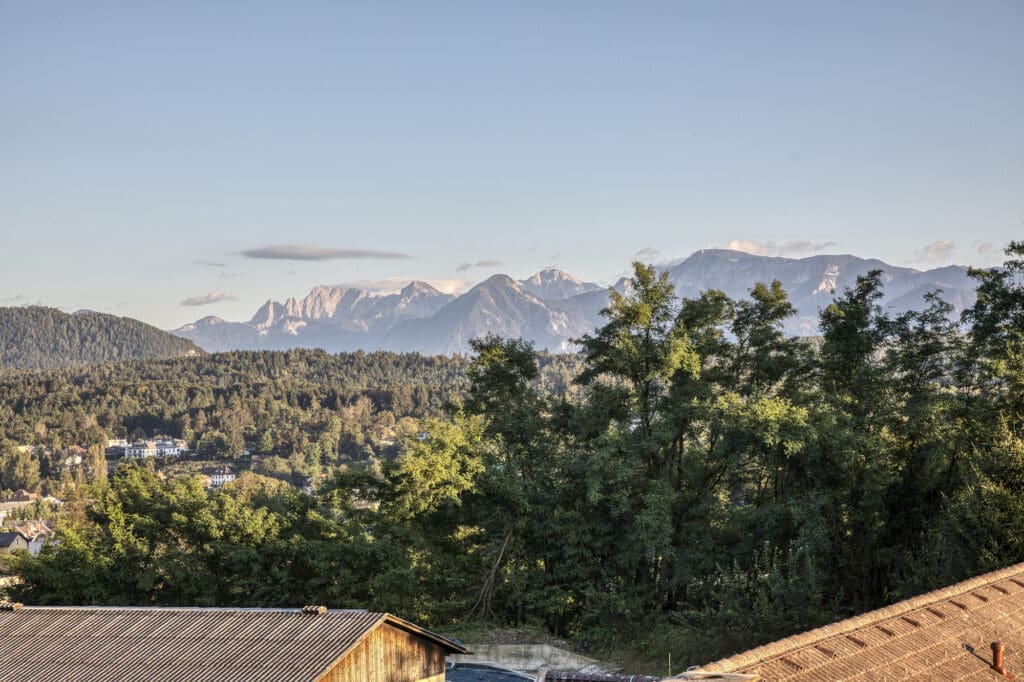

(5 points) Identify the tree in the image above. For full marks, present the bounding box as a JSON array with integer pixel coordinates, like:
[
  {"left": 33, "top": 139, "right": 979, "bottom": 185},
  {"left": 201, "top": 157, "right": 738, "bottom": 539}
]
[
  {"left": 462, "top": 335, "right": 571, "bottom": 628},
  {"left": 0, "top": 442, "right": 40, "bottom": 491},
  {"left": 727, "top": 280, "right": 807, "bottom": 397},
  {"left": 570, "top": 263, "right": 708, "bottom": 623}
]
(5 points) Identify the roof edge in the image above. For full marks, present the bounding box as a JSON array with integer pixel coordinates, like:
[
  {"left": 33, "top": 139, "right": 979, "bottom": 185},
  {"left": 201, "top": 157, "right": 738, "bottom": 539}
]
[
  {"left": 310, "top": 613, "right": 467, "bottom": 682},
  {"left": 382, "top": 614, "right": 469, "bottom": 654},
  {"left": 698, "top": 561, "right": 1024, "bottom": 673},
  {"left": 312, "top": 612, "right": 389, "bottom": 682}
]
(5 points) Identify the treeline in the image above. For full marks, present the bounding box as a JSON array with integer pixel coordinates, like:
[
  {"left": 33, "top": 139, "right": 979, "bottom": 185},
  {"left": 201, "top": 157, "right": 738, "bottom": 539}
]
[
  {"left": 0, "top": 307, "right": 201, "bottom": 371},
  {"left": 9, "top": 244, "right": 1024, "bottom": 669}
]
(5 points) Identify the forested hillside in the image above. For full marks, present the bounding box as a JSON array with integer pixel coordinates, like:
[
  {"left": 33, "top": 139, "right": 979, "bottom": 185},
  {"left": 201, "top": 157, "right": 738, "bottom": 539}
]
[
  {"left": 6, "top": 244, "right": 1024, "bottom": 671},
  {"left": 0, "top": 349, "right": 580, "bottom": 481},
  {"left": 0, "top": 307, "right": 201, "bottom": 370}
]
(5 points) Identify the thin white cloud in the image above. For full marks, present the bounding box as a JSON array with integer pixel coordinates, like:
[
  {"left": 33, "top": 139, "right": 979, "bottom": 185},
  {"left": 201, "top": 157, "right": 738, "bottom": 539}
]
[
  {"left": 1, "top": 294, "right": 25, "bottom": 304},
  {"left": 635, "top": 247, "right": 659, "bottom": 260},
  {"left": 242, "top": 245, "right": 410, "bottom": 261},
  {"left": 972, "top": 240, "right": 996, "bottom": 256},
  {"left": 910, "top": 240, "right": 955, "bottom": 264},
  {"left": 334, "top": 277, "right": 470, "bottom": 295},
  {"left": 726, "top": 240, "right": 777, "bottom": 256},
  {"left": 181, "top": 290, "right": 237, "bottom": 306},
  {"left": 194, "top": 259, "right": 227, "bottom": 267},
  {"left": 455, "top": 259, "right": 503, "bottom": 273},
  {"left": 781, "top": 240, "right": 836, "bottom": 255},
  {"left": 724, "top": 240, "right": 835, "bottom": 257}
]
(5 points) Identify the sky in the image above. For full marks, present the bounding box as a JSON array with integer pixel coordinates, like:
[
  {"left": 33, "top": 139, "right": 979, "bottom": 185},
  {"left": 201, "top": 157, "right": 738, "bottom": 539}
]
[{"left": 1, "top": 1, "right": 1022, "bottom": 328}]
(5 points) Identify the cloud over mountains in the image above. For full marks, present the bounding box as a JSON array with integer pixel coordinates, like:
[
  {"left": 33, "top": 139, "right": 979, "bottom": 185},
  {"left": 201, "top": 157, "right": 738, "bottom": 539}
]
[
  {"left": 725, "top": 240, "right": 836, "bottom": 257},
  {"left": 911, "top": 240, "right": 955, "bottom": 264},
  {"left": 455, "top": 259, "right": 502, "bottom": 273},
  {"left": 181, "top": 290, "right": 237, "bottom": 306},
  {"left": 241, "top": 245, "right": 410, "bottom": 261}
]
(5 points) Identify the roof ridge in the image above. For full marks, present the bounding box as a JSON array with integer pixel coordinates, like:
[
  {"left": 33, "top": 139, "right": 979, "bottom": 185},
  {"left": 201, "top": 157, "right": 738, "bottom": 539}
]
[
  {"left": 698, "top": 561, "right": 1024, "bottom": 673},
  {"left": 18, "top": 605, "right": 374, "bottom": 614}
]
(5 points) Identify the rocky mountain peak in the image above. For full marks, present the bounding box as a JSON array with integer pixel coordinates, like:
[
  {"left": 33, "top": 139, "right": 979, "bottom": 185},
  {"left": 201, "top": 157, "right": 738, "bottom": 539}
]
[
  {"left": 519, "top": 269, "right": 601, "bottom": 301},
  {"left": 400, "top": 280, "right": 443, "bottom": 298},
  {"left": 527, "top": 268, "right": 582, "bottom": 285}
]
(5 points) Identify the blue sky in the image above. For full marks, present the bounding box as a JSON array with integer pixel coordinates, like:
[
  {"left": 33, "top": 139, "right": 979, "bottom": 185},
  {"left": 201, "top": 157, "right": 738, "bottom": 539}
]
[{"left": 2, "top": 1, "right": 1021, "bottom": 328}]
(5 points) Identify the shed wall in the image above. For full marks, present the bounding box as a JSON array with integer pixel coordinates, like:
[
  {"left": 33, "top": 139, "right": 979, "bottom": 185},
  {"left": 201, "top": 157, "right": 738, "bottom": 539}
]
[{"left": 322, "top": 622, "right": 446, "bottom": 682}]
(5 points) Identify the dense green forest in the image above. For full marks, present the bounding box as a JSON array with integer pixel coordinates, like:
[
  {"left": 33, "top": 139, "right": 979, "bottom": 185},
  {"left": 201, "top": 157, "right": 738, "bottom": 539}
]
[
  {"left": 5, "top": 243, "right": 1024, "bottom": 670},
  {"left": 0, "top": 349, "right": 580, "bottom": 489},
  {"left": 0, "top": 307, "right": 201, "bottom": 370}
]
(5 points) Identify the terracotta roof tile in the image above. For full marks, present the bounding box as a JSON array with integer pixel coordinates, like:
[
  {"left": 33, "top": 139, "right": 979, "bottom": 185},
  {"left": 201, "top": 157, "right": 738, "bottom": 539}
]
[{"left": 689, "top": 562, "right": 1024, "bottom": 681}]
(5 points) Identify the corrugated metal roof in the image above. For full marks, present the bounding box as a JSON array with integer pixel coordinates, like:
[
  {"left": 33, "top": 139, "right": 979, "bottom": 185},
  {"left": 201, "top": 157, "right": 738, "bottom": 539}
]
[
  {"left": 0, "top": 606, "right": 466, "bottom": 682},
  {"left": 688, "top": 561, "right": 1024, "bottom": 681}
]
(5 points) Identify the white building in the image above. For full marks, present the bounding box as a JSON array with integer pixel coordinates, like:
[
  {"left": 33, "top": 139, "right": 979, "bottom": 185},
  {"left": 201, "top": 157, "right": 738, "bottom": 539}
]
[
  {"left": 210, "top": 466, "right": 235, "bottom": 487},
  {"left": 155, "top": 439, "right": 186, "bottom": 456},
  {"left": 124, "top": 441, "right": 157, "bottom": 458},
  {"left": 123, "top": 439, "right": 187, "bottom": 459}
]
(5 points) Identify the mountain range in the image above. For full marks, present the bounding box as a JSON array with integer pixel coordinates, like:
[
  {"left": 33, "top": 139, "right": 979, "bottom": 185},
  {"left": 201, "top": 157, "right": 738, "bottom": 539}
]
[{"left": 172, "top": 250, "right": 979, "bottom": 355}]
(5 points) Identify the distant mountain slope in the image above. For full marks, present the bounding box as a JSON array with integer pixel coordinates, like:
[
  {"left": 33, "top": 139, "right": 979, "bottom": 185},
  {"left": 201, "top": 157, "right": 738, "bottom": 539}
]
[
  {"left": 172, "top": 253, "right": 979, "bottom": 354},
  {"left": 383, "top": 274, "right": 597, "bottom": 354},
  {"left": 667, "top": 250, "right": 976, "bottom": 336},
  {"left": 0, "top": 307, "right": 202, "bottom": 371}
]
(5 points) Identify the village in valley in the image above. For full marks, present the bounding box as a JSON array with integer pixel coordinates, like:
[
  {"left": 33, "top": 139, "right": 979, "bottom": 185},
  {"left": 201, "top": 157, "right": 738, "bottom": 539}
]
[{"left": 0, "top": 436, "right": 293, "bottom": 571}]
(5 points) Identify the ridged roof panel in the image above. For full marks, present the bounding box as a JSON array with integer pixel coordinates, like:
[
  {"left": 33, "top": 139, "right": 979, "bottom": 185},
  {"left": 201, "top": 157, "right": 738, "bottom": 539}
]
[{"left": 0, "top": 607, "right": 465, "bottom": 682}]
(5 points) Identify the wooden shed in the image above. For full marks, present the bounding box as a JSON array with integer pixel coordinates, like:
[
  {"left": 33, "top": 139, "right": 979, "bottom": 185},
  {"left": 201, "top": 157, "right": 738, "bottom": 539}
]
[{"left": 0, "top": 604, "right": 466, "bottom": 682}]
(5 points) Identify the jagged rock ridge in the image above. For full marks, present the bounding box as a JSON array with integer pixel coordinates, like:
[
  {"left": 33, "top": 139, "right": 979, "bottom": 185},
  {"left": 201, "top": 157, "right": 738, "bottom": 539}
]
[{"left": 171, "top": 254, "right": 978, "bottom": 355}]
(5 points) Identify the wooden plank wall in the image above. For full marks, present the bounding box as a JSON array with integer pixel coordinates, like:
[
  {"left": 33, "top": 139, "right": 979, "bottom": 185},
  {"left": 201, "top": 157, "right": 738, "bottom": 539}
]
[{"left": 323, "top": 622, "right": 446, "bottom": 682}]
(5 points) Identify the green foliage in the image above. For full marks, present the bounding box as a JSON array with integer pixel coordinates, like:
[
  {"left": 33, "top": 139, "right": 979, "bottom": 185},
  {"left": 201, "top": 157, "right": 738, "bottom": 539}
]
[
  {"left": 0, "top": 442, "right": 40, "bottom": 490},
  {"left": 0, "top": 307, "right": 201, "bottom": 371}
]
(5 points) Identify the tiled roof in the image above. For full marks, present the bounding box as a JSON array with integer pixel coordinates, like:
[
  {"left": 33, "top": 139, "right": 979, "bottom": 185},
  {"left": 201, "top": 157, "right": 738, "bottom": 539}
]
[
  {"left": 690, "top": 562, "right": 1024, "bottom": 681},
  {"left": 0, "top": 606, "right": 466, "bottom": 682}
]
